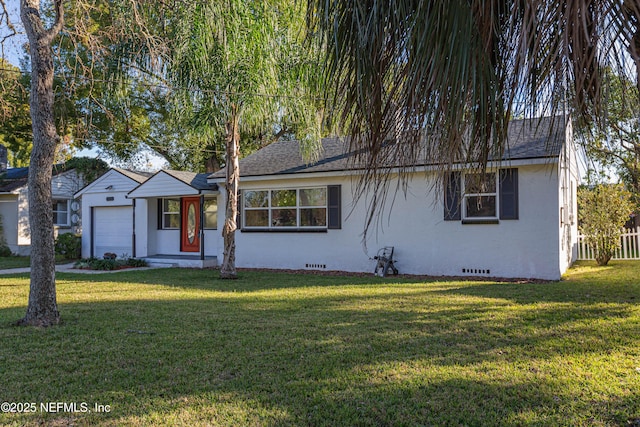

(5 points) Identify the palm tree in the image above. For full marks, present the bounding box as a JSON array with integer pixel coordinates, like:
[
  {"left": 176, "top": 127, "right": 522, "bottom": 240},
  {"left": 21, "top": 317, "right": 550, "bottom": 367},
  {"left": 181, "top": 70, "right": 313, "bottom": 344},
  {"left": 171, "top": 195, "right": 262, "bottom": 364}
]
[
  {"left": 171, "top": 0, "right": 323, "bottom": 278},
  {"left": 308, "top": 0, "right": 640, "bottom": 220}
]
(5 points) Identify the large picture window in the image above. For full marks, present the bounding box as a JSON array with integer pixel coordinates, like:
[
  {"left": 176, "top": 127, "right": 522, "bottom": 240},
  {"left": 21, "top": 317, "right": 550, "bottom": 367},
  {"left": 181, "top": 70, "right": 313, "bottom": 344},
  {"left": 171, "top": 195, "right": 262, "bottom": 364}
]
[
  {"left": 243, "top": 187, "right": 328, "bottom": 229},
  {"left": 52, "top": 199, "right": 70, "bottom": 226}
]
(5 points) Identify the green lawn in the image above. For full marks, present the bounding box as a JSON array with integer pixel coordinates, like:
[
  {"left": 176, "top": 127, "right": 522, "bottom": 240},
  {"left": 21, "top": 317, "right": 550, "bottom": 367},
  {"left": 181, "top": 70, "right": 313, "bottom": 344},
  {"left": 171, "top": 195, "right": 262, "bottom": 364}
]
[
  {"left": 0, "top": 261, "right": 638, "bottom": 426},
  {"left": 0, "top": 255, "right": 75, "bottom": 269}
]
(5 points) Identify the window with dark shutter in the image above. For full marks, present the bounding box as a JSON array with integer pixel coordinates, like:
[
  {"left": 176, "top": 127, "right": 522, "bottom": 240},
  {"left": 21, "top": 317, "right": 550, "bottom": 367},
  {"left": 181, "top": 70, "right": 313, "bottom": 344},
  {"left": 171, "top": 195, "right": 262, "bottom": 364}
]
[
  {"left": 236, "top": 193, "right": 242, "bottom": 229},
  {"left": 328, "top": 185, "right": 342, "bottom": 229},
  {"left": 157, "top": 199, "right": 162, "bottom": 229},
  {"left": 499, "top": 168, "right": 519, "bottom": 220},
  {"left": 444, "top": 172, "right": 461, "bottom": 220}
]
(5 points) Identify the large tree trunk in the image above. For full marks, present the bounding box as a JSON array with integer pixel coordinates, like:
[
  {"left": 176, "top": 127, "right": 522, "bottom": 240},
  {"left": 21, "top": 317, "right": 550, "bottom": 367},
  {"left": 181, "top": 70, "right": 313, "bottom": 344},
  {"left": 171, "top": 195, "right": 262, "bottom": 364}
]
[
  {"left": 220, "top": 108, "right": 240, "bottom": 279},
  {"left": 17, "top": 0, "right": 64, "bottom": 327}
]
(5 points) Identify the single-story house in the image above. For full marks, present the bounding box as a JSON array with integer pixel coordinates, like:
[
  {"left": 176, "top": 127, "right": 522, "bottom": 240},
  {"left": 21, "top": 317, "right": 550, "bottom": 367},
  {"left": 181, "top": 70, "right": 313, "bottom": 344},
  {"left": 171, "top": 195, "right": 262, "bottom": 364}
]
[
  {"left": 75, "top": 169, "right": 219, "bottom": 267},
  {"left": 207, "top": 116, "right": 579, "bottom": 280},
  {"left": 0, "top": 159, "right": 87, "bottom": 255},
  {"left": 78, "top": 116, "right": 579, "bottom": 280}
]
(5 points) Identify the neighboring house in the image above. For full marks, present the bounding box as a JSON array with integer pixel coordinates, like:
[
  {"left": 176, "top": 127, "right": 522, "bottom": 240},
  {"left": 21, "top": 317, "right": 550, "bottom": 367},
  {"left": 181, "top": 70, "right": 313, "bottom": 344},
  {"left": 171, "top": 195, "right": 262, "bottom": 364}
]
[
  {"left": 75, "top": 169, "right": 219, "bottom": 267},
  {"left": 0, "top": 160, "right": 86, "bottom": 256},
  {"left": 206, "top": 116, "right": 580, "bottom": 280}
]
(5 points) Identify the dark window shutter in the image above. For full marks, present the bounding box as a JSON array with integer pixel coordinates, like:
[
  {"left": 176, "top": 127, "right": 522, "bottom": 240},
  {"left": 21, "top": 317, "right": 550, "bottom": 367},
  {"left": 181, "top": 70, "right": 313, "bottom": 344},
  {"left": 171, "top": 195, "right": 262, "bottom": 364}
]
[
  {"left": 444, "top": 172, "right": 461, "bottom": 220},
  {"left": 157, "top": 199, "right": 163, "bottom": 229},
  {"left": 236, "top": 192, "right": 242, "bottom": 230},
  {"left": 500, "top": 168, "right": 519, "bottom": 220},
  {"left": 328, "top": 185, "right": 341, "bottom": 229}
]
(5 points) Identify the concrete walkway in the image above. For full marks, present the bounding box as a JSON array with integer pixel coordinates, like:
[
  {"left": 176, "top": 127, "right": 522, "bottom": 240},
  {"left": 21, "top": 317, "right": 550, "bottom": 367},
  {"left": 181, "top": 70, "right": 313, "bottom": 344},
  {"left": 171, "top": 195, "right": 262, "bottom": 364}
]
[{"left": 0, "top": 262, "right": 168, "bottom": 275}]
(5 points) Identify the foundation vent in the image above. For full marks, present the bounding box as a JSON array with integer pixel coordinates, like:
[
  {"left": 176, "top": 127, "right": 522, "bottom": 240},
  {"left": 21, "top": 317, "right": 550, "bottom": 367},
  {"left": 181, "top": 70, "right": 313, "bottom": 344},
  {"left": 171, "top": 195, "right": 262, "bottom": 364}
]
[
  {"left": 462, "top": 268, "right": 491, "bottom": 275},
  {"left": 305, "top": 263, "right": 327, "bottom": 269}
]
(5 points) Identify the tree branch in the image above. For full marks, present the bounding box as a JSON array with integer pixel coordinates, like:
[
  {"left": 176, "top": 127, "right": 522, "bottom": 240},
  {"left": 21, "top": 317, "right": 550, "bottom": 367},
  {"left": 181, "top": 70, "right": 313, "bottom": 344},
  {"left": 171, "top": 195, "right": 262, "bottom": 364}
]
[
  {"left": 42, "top": 0, "right": 63, "bottom": 44},
  {"left": 0, "top": 0, "right": 18, "bottom": 45}
]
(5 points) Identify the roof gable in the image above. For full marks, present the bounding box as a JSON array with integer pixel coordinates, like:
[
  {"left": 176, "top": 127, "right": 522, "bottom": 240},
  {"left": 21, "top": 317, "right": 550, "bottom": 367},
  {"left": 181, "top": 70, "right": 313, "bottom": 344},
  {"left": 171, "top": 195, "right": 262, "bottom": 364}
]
[
  {"left": 127, "top": 170, "right": 215, "bottom": 198},
  {"left": 209, "top": 116, "right": 567, "bottom": 180},
  {"left": 74, "top": 168, "right": 151, "bottom": 198}
]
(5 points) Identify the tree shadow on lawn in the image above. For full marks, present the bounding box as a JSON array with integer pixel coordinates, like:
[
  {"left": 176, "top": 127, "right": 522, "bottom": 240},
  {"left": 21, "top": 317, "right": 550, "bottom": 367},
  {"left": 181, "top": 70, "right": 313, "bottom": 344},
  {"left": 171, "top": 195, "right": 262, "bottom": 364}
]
[
  {"left": 436, "top": 278, "right": 640, "bottom": 305},
  {"left": 56, "top": 268, "right": 433, "bottom": 292},
  {"left": 0, "top": 282, "right": 638, "bottom": 426}
]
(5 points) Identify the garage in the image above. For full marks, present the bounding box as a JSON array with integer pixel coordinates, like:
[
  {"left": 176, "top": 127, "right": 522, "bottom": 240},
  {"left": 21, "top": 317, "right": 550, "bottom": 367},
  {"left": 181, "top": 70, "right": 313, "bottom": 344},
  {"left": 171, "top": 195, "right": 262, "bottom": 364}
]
[{"left": 92, "top": 206, "right": 133, "bottom": 258}]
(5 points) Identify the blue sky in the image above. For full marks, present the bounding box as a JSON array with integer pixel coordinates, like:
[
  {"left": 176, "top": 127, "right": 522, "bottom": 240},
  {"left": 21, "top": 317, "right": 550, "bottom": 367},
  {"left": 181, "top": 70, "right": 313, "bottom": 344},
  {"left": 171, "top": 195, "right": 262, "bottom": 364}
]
[{"left": 1, "top": 0, "right": 25, "bottom": 67}]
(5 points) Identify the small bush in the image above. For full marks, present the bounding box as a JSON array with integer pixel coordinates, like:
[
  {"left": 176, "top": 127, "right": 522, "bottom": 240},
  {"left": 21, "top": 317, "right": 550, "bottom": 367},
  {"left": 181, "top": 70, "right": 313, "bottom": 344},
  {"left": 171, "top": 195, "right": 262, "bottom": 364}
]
[
  {"left": 91, "top": 259, "right": 117, "bottom": 270},
  {"left": 55, "top": 233, "right": 81, "bottom": 260},
  {"left": 74, "top": 256, "right": 147, "bottom": 270},
  {"left": 126, "top": 258, "right": 148, "bottom": 268},
  {"left": 0, "top": 245, "right": 12, "bottom": 257}
]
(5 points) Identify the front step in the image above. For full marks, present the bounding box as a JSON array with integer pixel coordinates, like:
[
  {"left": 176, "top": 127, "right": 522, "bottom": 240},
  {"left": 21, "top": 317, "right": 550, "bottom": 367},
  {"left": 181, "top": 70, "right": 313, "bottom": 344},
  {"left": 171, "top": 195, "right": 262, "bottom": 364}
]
[{"left": 141, "top": 256, "right": 217, "bottom": 269}]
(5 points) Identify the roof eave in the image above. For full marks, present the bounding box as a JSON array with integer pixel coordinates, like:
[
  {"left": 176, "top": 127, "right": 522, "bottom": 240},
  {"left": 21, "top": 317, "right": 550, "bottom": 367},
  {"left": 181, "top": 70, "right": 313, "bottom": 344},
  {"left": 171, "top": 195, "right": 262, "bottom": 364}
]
[{"left": 209, "top": 156, "right": 560, "bottom": 184}]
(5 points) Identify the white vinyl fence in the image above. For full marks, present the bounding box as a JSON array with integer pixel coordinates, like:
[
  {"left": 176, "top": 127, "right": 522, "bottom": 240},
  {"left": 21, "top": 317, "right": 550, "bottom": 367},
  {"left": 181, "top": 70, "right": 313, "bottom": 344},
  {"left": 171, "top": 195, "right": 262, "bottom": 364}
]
[{"left": 578, "top": 227, "right": 640, "bottom": 260}]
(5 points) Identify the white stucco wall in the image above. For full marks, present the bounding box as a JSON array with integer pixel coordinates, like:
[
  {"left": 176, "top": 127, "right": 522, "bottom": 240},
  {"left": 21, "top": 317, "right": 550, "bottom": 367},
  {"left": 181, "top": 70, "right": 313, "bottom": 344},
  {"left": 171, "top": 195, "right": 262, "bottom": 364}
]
[
  {"left": 217, "top": 162, "right": 568, "bottom": 280},
  {"left": 557, "top": 122, "right": 580, "bottom": 276}
]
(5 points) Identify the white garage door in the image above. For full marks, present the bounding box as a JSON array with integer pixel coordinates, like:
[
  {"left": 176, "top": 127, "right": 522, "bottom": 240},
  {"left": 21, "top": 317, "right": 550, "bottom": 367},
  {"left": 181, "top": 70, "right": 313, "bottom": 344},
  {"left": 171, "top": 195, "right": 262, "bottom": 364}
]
[{"left": 93, "top": 206, "right": 133, "bottom": 258}]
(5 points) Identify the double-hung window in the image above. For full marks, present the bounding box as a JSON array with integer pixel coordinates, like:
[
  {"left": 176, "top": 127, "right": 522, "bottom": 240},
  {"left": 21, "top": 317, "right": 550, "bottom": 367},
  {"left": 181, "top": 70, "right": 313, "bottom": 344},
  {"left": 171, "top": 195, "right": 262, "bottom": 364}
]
[
  {"left": 203, "top": 197, "right": 218, "bottom": 229},
  {"left": 444, "top": 169, "right": 518, "bottom": 222},
  {"left": 52, "top": 199, "right": 70, "bottom": 226},
  {"left": 242, "top": 187, "right": 331, "bottom": 229},
  {"left": 161, "top": 198, "right": 180, "bottom": 229},
  {"left": 463, "top": 172, "right": 497, "bottom": 219}
]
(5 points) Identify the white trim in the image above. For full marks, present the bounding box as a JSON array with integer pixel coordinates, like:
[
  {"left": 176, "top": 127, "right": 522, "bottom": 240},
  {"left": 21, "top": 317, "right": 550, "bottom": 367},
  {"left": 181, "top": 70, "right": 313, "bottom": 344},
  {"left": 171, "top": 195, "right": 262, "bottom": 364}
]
[
  {"left": 74, "top": 168, "right": 142, "bottom": 198},
  {"left": 462, "top": 171, "right": 499, "bottom": 221},
  {"left": 208, "top": 157, "right": 560, "bottom": 185}
]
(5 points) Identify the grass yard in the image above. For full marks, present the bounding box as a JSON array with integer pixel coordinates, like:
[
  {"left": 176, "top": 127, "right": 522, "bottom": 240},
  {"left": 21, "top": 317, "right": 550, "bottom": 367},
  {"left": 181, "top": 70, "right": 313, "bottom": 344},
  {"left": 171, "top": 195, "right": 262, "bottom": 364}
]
[
  {"left": 0, "top": 255, "right": 74, "bottom": 270},
  {"left": 0, "top": 261, "right": 638, "bottom": 426}
]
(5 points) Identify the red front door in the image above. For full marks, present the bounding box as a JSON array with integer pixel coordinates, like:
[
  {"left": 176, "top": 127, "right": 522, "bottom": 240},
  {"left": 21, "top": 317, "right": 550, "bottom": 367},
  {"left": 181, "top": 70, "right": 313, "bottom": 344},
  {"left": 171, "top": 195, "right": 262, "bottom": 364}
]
[{"left": 181, "top": 197, "right": 200, "bottom": 252}]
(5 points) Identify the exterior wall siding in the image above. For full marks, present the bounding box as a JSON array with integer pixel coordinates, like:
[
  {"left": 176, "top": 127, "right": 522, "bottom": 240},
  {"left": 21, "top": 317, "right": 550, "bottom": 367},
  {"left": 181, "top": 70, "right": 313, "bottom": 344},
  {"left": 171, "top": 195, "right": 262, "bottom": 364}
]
[
  {"left": 218, "top": 163, "right": 566, "bottom": 280},
  {"left": 0, "top": 195, "right": 19, "bottom": 253},
  {"left": 128, "top": 173, "right": 198, "bottom": 198}
]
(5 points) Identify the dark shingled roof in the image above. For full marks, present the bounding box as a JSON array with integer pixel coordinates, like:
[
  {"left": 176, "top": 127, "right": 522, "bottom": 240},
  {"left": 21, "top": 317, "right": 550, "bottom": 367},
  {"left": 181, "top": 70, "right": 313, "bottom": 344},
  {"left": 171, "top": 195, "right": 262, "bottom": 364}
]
[
  {"left": 0, "top": 165, "right": 74, "bottom": 193},
  {"left": 113, "top": 168, "right": 153, "bottom": 183},
  {"left": 163, "top": 170, "right": 215, "bottom": 191},
  {"left": 209, "top": 116, "right": 567, "bottom": 180}
]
